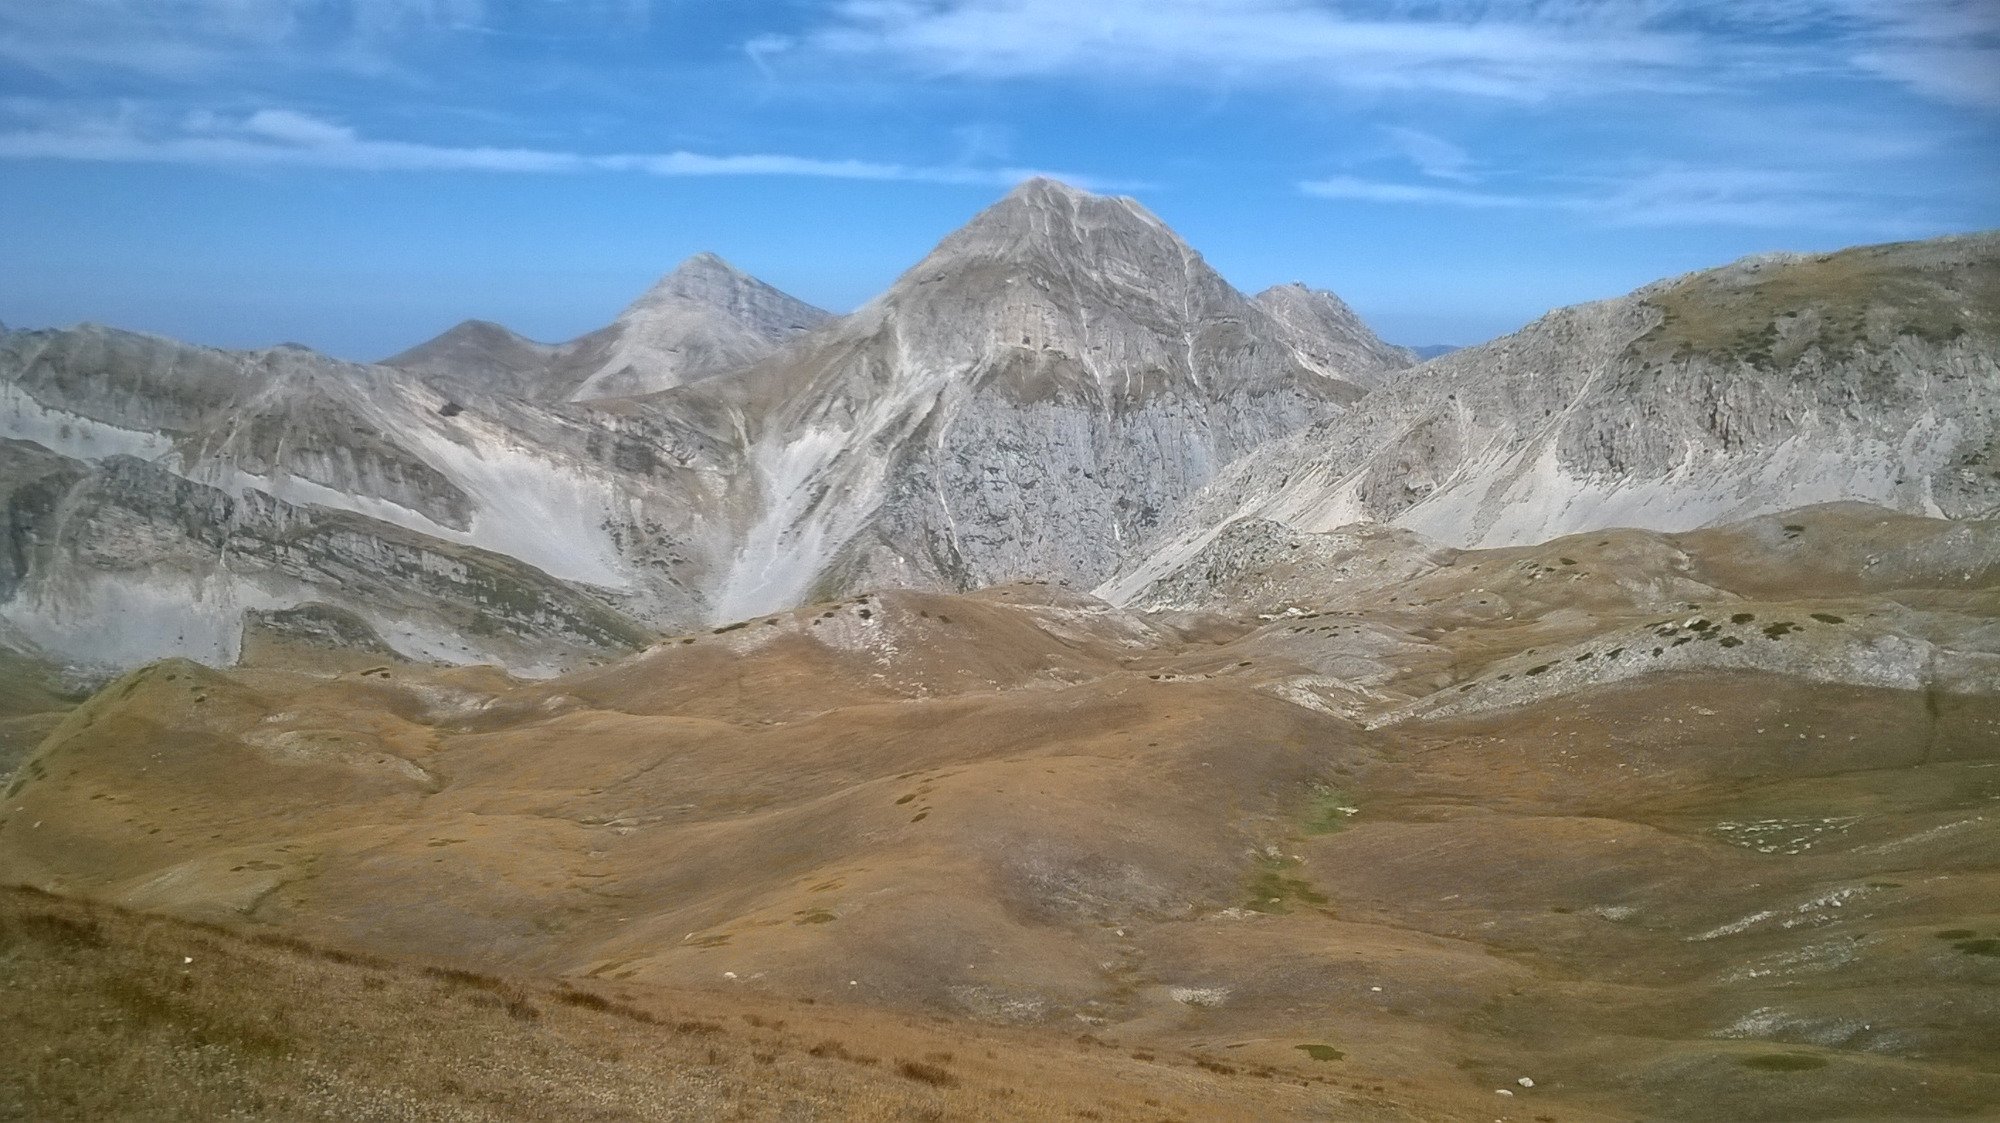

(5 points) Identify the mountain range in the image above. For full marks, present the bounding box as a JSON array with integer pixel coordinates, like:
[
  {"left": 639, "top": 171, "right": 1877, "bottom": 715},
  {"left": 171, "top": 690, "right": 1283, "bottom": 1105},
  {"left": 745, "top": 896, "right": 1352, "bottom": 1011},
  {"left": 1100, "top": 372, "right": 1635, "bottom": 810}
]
[
  {"left": 2, "top": 179, "right": 1998, "bottom": 1121},
  {"left": 4, "top": 178, "right": 1992, "bottom": 680}
]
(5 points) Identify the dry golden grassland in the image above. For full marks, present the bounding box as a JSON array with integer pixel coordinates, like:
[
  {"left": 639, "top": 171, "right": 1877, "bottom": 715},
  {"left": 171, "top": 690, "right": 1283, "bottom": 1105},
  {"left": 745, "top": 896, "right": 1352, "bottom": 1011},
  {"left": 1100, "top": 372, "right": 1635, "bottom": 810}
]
[{"left": 1, "top": 886, "right": 1471, "bottom": 1122}]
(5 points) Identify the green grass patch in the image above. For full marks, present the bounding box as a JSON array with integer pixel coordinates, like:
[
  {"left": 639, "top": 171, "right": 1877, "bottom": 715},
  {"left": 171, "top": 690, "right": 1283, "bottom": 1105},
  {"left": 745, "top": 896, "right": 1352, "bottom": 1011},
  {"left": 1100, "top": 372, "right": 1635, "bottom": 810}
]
[
  {"left": 1244, "top": 855, "right": 1327, "bottom": 915},
  {"left": 1300, "top": 783, "right": 1359, "bottom": 836}
]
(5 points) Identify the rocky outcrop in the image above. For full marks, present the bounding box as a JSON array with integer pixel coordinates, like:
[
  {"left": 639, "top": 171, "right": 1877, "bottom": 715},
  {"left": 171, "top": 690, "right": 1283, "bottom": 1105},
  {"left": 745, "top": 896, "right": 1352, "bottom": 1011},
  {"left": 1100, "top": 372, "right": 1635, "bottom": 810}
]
[
  {"left": 1385, "top": 597, "right": 2000, "bottom": 725},
  {"left": 1120, "top": 518, "right": 1449, "bottom": 617}
]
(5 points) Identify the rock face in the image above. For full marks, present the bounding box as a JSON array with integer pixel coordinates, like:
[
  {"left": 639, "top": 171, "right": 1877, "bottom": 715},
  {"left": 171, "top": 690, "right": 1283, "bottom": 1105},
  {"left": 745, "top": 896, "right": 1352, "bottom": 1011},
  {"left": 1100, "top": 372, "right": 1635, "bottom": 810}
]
[
  {"left": 384, "top": 253, "right": 832, "bottom": 402},
  {"left": 1104, "top": 232, "right": 2000, "bottom": 603},
  {"left": 1, "top": 447, "right": 650, "bottom": 674},
  {"left": 670, "top": 178, "right": 1390, "bottom": 620}
]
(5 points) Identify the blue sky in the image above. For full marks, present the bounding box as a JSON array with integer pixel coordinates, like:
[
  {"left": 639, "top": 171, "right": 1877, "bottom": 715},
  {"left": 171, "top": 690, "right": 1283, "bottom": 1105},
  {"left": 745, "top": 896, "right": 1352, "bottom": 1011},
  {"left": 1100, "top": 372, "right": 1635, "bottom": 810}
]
[{"left": 1, "top": 1, "right": 1995, "bottom": 358}]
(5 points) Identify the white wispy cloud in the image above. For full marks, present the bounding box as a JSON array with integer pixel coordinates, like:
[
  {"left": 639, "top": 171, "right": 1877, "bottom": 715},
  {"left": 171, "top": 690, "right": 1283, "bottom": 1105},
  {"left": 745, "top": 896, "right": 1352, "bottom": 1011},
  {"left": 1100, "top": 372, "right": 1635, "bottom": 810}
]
[
  {"left": 774, "top": 0, "right": 2000, "bottom": 112},
  {"left": 1301, "top": 165, "right": 1925, "bottom": 230},
  {"left": 1380, "top": 126, "right": 1476, "bottom": 182},
  {"left": 0, "top": 0, "right": 578, "bottom": 80},
  {"left": 1301, "top": 174, "right": 1522, "bottom": 207},
  {"left": 787, "top": 0, "right": 1699, "bottom": 101},
  {"left": 1846, "top": 0, "right": 2000, "bottom": 109},
  {"left": 0, "top": 104, "right": 1132, "bottom": 189},
  {"left": 9, "top": 0, "right": 1994, "bottom": 116}
]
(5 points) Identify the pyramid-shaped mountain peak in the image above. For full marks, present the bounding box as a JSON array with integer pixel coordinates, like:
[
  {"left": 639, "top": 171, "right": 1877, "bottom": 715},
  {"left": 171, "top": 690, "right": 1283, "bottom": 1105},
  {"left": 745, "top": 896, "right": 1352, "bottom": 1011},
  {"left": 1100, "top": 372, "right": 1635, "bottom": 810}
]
[
  {"left": 960, "top": 176, "right": 1155, "bottom": 233},
  {"left": 898, "top": 178, "right": 1199, "bottom": 298},
  {"left": 616, "top": 253, "right": 828, "bottom": 333},
  {"left": 1002, "top": 175, "right": 1098, "bottom": 203},
  {"left": 627, "top": 252, "right": 760, "bottom": 307},
  {"left": 668, "top": 251, "right": 741, "bottom": 280}
]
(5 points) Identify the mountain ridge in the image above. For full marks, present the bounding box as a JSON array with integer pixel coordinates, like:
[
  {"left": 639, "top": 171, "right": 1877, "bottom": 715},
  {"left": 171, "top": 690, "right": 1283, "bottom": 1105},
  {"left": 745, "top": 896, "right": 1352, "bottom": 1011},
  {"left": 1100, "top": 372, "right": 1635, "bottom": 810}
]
[
  {"left": 1102, "top": 229, "right": 2000, "bottom": 603},
  {"left": 2, "top": 185, "right": 1994, "bottom": 677},
  {"left": 383, "top": 252, "right": 834, "bottom": 402}
]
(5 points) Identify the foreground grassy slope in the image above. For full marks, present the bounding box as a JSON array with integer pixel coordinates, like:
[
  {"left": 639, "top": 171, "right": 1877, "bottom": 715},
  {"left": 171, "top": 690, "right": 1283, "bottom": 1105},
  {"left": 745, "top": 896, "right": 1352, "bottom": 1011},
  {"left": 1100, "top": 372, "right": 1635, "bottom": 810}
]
[{"left": 0, "top": 886, "right": 1469, "bottom": 1122}]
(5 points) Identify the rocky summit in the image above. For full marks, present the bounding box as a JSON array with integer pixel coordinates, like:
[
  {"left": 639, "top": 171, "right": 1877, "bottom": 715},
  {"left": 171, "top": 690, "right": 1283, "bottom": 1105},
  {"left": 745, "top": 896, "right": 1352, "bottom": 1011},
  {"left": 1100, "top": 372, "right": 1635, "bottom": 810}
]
[{"left": 1, "top": 181, "right": 1997, "bottom": 1122}]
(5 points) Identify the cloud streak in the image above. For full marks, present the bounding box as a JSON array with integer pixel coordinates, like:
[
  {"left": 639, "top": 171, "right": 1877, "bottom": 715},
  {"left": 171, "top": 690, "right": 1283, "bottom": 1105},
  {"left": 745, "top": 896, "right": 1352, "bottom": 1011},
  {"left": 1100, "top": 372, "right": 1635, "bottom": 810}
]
[
  {"left": 1380, "top": 126, "right": 1477, "bottom": 182},
  {"left": 786, "top": 0, "right": 1700, "bottom": 101},
  {"left": 0, "top": 0, "right": 612, "bottom": 81},
  {"left": 1846, "top": 0, "right": 2000, "bottom": 110},
  {"left": 1301, "top": 166, "right": 1926, "bottom": 231},
  {"left": 1300, "top": 174, "right": 1521, "bottom": 208},
  {"left": 774, "top": 0, "right": 2000, "bottom": 111},
  {"left": 0, "top": 106, "right": 1132, "bottom": 189}
]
